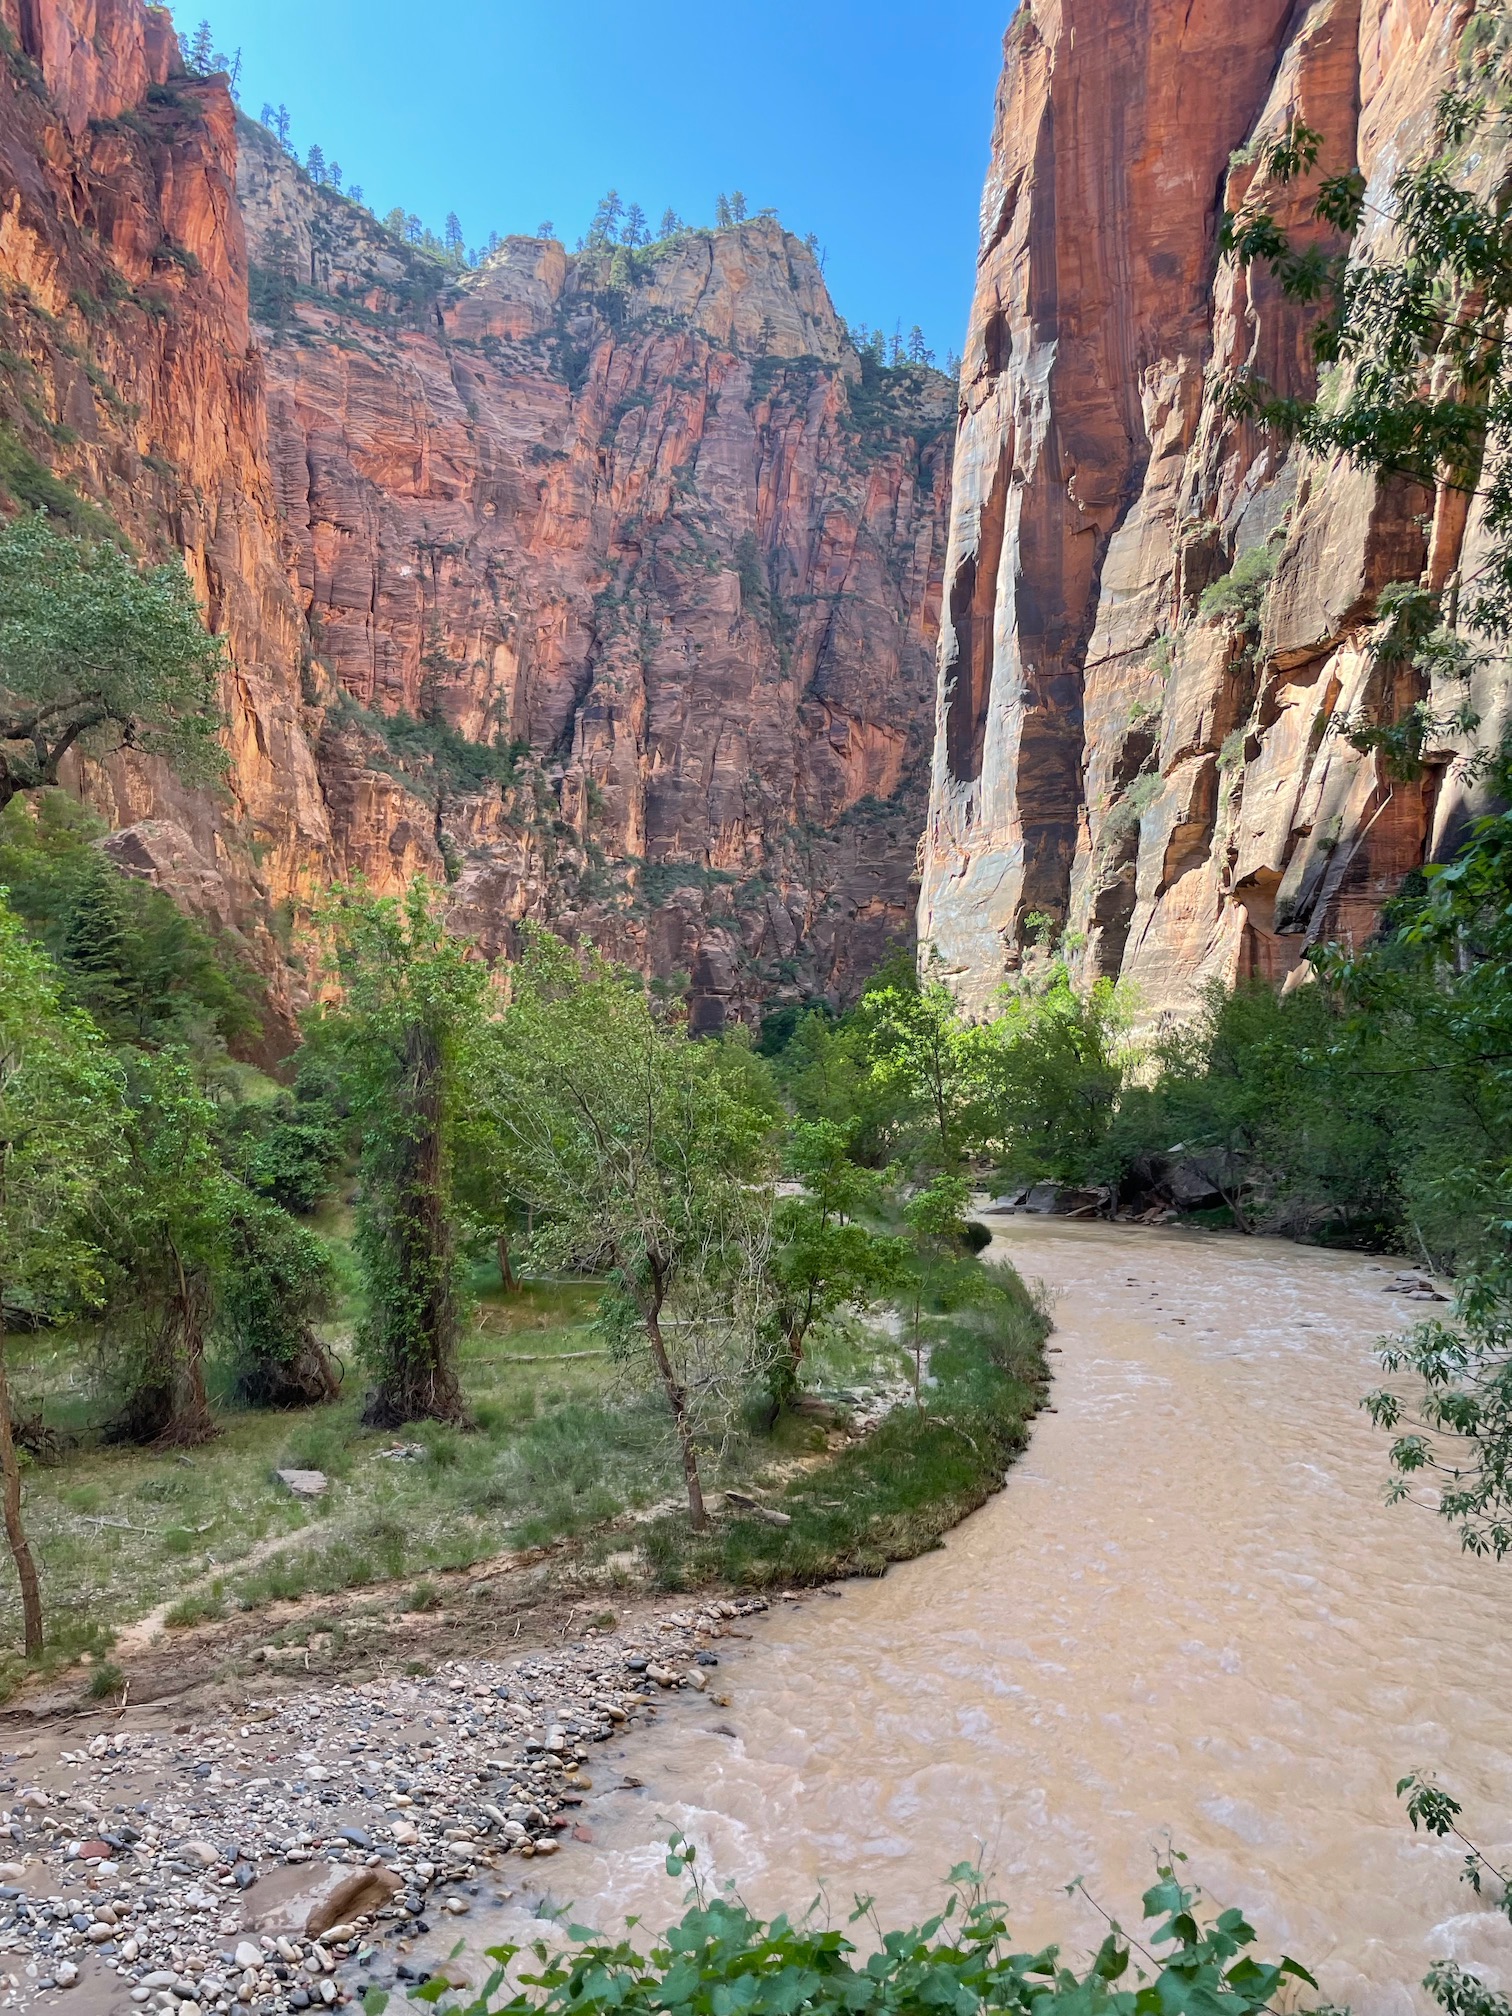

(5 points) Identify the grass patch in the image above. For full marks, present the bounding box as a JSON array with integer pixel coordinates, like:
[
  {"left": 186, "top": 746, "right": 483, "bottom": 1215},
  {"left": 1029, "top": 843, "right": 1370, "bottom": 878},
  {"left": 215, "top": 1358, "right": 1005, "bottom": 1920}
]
[
  {"left": 0, "top": 1238, "right": 1050, "bottom": 1681},
  {"left": 642, "top": 1260, "right": 1051, "bottom": 1589}
]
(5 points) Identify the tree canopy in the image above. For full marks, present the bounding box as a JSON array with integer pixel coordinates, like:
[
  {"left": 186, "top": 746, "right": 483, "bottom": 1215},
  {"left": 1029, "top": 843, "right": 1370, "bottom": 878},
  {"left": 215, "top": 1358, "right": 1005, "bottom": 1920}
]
[{"left": 0, "top": 515, "right": 227, "bottom": 810}]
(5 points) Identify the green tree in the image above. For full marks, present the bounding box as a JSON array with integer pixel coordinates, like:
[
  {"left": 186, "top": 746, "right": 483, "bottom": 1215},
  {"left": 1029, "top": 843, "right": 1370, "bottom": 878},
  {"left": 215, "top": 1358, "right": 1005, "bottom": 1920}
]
[
  {"left": 0, "top": 515, "right": 226, "bottom": 811},
  {"left": 765, "top": 1120, "right": 906, "bottom": 1402},
  {"left": 587, "top": 189, "right": 624, "bottom": 247},
  {"left": 1220, "top": 20, "right": 1512, "bottom": 643},
  {"left": 0, "top": 793, "right": 260, "bottom": 1051},
  {"left": 314, "top": 881, "right": 495, "bottom": 1427},
  {"left": 968, "top": 966, "right": 1127, "bottom": 1186},
  {"left": 305, "top": 143, "right": 326, "bottom": 184},
  {"left": 1357, "top": 745, "right": 1512, "bottom": 1555},
  {"left": 859, "top": 972, "right": 976, "bottom": 1169},
  {"left": 217, "top": 1194, "right": 339, "bottom": 1408},
  {"left": 899, "top": 1175, "right": 974, "bottom": 1407},
  {"left": 227, "top": 1060, "right": 344, "bottom": 1216},
  {"left": 0, "top": 899, "right": 123, "bottom": 1653},
  {"left": 97, "top": 1050, "right": 230, "bottom": 1446},
  {"left": 715, "top": 193, "right": 733, "bottom": 228},
  {"left": 486, "top": 936, "right": 776, "bottom": 1530}
]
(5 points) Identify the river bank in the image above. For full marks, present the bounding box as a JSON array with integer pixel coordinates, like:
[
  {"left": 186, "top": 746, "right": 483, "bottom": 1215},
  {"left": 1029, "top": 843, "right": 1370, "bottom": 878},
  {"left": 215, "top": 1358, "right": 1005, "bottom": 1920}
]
[
  {"left": 0, "top": 1593, "right": 784, "bottom": 2012},
  {"left": 4, "top": 1221, "right": 1510, "bottom": 2016},
  {"left": 427, "top": 1220, "right": 1512, "bottom": 2016}
]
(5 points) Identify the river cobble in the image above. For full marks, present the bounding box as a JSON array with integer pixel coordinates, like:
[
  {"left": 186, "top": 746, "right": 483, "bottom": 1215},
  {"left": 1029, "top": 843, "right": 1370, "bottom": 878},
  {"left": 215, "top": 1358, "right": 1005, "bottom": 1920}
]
[{"left": 0, "top": 1598, "right": 768, "bottom": 2012}]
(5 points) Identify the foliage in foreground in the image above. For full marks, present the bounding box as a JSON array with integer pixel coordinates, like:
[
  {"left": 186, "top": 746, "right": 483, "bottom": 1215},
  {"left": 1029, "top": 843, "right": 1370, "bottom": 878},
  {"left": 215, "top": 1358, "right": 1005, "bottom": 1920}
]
[{"left": 398, "top": 1849, "right": 1328, "bottom": 2016}]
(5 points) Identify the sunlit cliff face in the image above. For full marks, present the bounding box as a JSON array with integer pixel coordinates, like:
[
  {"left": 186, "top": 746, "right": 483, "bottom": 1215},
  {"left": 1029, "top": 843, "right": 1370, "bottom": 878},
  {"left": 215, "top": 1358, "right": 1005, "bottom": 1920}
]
[
  {"left": 921, "top": 0, "right": 1506, "bottom": 1025},
  {"left": 0, "top": 0, "right": 952, "bottom": 1038}
]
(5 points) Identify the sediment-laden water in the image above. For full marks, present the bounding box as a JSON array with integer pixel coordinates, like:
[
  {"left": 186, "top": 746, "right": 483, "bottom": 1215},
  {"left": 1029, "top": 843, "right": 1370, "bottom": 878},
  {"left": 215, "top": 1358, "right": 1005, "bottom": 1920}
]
[{"left": 478, "top": 1223, "right": 1512, "bottom": 2016}]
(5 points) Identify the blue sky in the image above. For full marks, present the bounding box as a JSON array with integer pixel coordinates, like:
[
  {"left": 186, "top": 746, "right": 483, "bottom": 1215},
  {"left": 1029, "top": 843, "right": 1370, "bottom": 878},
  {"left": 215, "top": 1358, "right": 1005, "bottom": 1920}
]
[{"left": 178, "top": 0, "right": 1009, "bottom": 365}]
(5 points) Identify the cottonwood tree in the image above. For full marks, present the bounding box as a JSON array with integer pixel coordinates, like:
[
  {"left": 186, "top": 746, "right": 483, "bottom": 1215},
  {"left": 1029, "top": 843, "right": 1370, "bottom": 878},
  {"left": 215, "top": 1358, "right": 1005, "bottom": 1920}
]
[
  {"left": 0, "top": 900, "right": 123, "bottom": 1653},
  {"left": 99, "top": 1051, "right": 231, "bottom": 1447},
  {"left": 486, "top": 936, "right": 775, "bottom": 1531},
  {"left": 765, "top": 1120, "right": 906, "bottom": 1403},
  {"left": 858, "top": 970, "right": 977, "bottom": 1169},
  {"left": 965, "top": 966, "right": 1127, "bottom": 1187},
  {"left": 315, "top": 881, "right": 497, "bottom": 1427},
  {"left": 0, "top": 516, "right": 226, "bottom": 812}
]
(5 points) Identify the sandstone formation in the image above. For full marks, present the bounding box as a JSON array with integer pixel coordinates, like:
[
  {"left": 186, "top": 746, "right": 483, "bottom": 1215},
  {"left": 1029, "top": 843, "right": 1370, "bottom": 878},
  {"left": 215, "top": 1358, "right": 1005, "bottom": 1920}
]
[
  {"left": 920, "top": 0, "right": 1508, "bottom": 1021},
  {"left": 0, "top": 0, "right": 952, "bottom": 1037},
  {"left": 0, "top": 0, "right": 331, "bottom": 1027}
]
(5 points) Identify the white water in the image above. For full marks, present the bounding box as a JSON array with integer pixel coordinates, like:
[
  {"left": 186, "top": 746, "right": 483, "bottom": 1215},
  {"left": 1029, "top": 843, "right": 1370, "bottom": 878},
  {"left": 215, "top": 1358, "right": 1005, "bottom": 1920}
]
[{"left": 469, "top": 1224, "right": 1512, "bottom": 2013}]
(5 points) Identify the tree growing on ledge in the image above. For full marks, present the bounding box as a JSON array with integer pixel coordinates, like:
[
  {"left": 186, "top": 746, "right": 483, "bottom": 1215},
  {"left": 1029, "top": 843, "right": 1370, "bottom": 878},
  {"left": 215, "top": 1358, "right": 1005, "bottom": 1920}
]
[{"left": 0, "top": 515, "right": 226, "bottom": 811}]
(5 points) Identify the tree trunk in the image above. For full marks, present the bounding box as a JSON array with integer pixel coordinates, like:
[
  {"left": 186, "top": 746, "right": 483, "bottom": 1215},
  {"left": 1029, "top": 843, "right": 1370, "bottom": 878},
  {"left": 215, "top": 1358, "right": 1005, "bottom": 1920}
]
[
  {"left": 496, "top": 1228, "right": 517, "bottom": 1294},
  {"left": 643, "top": 1287, "right": 707, "bottom": 1532},
  {"left": 362, "top": 1016, "right": 467, "bottom": 1427},
  {"left": 156, "top": 1249, "right": 217, "bottom": 1448},
  {"left": 0, "top": 1307, "right": 43, "bottom": 1657}
]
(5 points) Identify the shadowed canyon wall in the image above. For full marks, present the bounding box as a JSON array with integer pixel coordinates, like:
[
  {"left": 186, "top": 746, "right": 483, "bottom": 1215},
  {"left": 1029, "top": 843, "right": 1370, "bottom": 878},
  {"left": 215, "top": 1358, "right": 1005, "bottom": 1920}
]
[
  {"left": 921, "top": 0, "right": 1509, "bottom": 1020},
  {"left": 0, "top": 0, "right": 952, "bottom": 1036}
]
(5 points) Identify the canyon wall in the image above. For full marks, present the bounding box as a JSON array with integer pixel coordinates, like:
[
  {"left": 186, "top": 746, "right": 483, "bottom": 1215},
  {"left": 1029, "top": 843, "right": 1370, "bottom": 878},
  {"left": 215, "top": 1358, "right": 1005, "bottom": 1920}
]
[
  {"left": 0, "top": 0, "right": 332, "bottom": 1019},
  {"left": 920, "top": 0, "right": 1507, "bottom": 1020},
  {"left": 0, "top": 0, "right": 952, "bottom": 1037}
]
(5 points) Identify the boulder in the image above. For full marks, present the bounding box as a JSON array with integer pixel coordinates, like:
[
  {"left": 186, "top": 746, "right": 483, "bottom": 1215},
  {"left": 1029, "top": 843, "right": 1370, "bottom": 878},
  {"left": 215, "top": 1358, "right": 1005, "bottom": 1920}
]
[
  {"left": 1024, "top": 1183, "right": 1106, "bottom": 1217},
  {"left": 274, "top": 1469, "right": 329, "bottom": 1500},
  {"left": 305, "top": 1866, "right": 403, "bottom": 1939}
]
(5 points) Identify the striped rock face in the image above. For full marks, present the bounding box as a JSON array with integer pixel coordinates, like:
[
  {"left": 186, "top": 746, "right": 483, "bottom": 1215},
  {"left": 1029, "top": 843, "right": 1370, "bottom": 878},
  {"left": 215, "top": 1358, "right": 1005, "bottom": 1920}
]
[{"left": 921, "top": 0, "right": 1507, "bottom": 1024}]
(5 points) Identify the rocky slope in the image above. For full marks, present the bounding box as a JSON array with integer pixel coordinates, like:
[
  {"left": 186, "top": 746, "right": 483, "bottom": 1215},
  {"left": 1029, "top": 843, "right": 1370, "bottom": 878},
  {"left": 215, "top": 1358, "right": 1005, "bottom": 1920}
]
[
  {"left": 920, "top": 0, "right": 1509, "bottom": 1020},
  {"left": 0, "top": 0, "right": 952, "bottom": 1037}
]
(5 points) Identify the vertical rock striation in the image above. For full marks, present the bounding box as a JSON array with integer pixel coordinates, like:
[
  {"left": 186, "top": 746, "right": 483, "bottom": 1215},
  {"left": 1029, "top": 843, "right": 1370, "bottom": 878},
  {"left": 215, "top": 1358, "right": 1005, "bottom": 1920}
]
[
  {"left": 0, "top": 0, "right": 952, "bottom": 1035},
  {"left": 921, "top": 0, "right": 1503, "bottom": 1020},
  {"left": 238, "top": 128, "right": 953, "bottom": 1028}
]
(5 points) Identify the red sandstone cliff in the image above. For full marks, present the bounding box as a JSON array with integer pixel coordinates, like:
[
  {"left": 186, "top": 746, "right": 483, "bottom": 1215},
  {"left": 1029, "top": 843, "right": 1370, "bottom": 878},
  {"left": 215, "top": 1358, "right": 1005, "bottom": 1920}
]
[
  {"left": 0, "top": 1, "right": 952, "bottom": 1033},
  {"left": 237, "top": 127, "right": 953, "bottom": 1028},
  {"left": 920, "top": 0, "right": 1507, "bottom": 1020},
  {"left": 0, "top": 0, "right": 332, "bottom": 1017}
]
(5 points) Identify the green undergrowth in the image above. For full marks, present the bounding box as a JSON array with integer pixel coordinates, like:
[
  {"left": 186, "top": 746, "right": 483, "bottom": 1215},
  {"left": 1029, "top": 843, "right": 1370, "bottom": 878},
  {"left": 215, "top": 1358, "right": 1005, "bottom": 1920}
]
[{"left": 0, "top": 1275, "right": 677, "bottom": 1679}]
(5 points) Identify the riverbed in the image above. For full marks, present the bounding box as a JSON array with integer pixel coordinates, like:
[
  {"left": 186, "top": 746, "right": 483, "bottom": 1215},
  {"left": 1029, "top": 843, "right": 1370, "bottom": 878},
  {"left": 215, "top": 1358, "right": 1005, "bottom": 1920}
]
[{"left": 498, "top": 1222, "right": 1512, "bottom": 2016}]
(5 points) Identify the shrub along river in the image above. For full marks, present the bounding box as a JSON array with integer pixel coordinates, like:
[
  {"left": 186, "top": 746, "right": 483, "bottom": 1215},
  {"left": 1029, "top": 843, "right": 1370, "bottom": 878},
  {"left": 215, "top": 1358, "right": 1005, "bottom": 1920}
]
[{"left": 456, "top": 1221, "right": 1512, "bottom": 2014}]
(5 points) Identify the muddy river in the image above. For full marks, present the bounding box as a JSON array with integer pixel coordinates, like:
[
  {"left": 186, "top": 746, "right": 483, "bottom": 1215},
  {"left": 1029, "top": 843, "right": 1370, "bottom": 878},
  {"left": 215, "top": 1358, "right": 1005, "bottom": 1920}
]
[{"left": 464, "top": 1223, "right": 1512, "bottom": 2015}]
